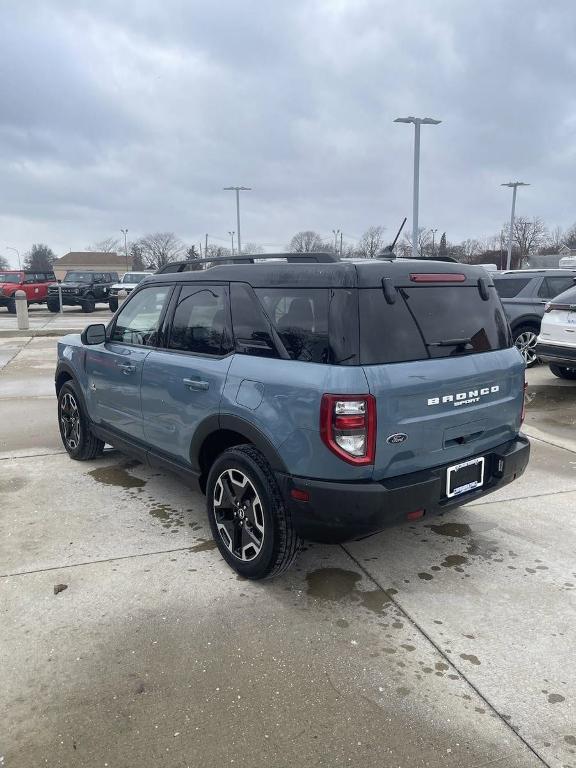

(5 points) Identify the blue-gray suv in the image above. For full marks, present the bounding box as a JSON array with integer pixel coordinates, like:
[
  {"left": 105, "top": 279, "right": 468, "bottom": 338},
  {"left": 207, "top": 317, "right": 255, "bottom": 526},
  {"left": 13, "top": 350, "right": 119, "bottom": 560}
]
[{"left": 55, "top": 253, "right": 530, "bottom": 578}]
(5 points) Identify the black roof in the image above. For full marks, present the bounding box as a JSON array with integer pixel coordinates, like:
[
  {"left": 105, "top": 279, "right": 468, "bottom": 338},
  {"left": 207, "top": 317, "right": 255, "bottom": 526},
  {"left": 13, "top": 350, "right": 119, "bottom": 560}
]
[{"left": 145, "top": 253, "right": 493, "bottom": 289}]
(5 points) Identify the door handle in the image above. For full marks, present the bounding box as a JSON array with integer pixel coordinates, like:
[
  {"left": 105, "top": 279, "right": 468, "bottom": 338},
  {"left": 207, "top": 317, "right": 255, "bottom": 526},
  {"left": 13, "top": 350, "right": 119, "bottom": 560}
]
[
  {"left": 183, "top": 377, "right": 209, "bottom": 391},
  {"left": 117, "top": 362, "right": 136, "bottom": 374}
]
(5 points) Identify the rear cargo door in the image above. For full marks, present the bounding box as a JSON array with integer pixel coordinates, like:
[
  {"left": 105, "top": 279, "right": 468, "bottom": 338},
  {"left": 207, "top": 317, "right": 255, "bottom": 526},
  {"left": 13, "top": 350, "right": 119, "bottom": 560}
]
[{"left": 359, "top": 278, "right": 525, "bottom": 480}]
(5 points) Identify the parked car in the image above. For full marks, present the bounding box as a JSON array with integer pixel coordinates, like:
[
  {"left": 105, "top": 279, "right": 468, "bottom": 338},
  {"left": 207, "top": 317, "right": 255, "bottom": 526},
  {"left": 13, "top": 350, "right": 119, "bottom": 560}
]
[
  {"left": 493, "top": 269, "right": 576, "bottom": 366},
  {"left": 47, "top": 271, "right": 119, "bottom": 313},
  {"left": 535, "top": 284, "right": 576, "bottom": 380},
  {"left": 108, "top": 272, "right": 153, "bottom": 312},
  {"left": 0, "top": 270, "right": 56, "bottom": 313},
  {"left": 55, "top": 253, "right": 529, "bottom": 579}
]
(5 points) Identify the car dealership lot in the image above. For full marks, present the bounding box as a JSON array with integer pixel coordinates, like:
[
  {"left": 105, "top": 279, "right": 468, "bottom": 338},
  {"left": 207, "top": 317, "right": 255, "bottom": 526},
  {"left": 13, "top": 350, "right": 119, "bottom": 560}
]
[{"left": 1, "top": 336, "right": 575, "bottom": 767}]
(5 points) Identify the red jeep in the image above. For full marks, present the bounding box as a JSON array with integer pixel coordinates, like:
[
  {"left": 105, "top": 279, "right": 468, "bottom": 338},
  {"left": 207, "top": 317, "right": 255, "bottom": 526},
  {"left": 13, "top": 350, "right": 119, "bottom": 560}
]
[{"left": 0, "top": 270, "right": 57, "bottom": 313}]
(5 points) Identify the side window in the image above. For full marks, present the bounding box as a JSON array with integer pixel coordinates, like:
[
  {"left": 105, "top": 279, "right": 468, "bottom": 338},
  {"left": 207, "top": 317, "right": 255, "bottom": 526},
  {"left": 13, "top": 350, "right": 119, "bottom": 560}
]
[
  {"left": 230, "top": 283, "right": 278, "bottom": 358},
  {"left": 111, "top": 286, "right": 171, "bottom": 346},
  {"left": 168, "top": 285, "right": 232, "bottom": 355},
  {"left": 93, "top": 273, "right": 104, "bottom": 282},
  {"left": 538, "top": 276, "right": 575, "bottom": 299},
  {"left": 493, "top": 277, "right": 531, "bottom": 298},
  {"left": 255, "top": 288, "right": 330, "bottom": 363}
]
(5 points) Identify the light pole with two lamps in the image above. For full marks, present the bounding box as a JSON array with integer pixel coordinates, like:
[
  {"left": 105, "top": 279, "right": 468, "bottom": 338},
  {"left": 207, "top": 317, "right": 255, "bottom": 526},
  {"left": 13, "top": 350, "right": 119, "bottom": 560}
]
[{"left": 223, "top": 186, "right": 251, "bottom": 256}]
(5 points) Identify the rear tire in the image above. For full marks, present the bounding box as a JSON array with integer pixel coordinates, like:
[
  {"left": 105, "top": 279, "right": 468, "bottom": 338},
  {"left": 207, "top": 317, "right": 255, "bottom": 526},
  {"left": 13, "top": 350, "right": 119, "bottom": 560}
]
[
  {"left": 549, "top": 364, "right": 576, "bottom": 380},
  {"left": 513, "top": 325, "right": 539, "bottom": 367},
  {"left": 57, "top": 381, "right": 104, "bottom": 460},
  {"left": 206, "top": 445, "right": 301, "bottom": 579},
  {"left": 82, "top": 294, "right": 96, "bottom": 313},
  {"left": 47, "top": 298, "right": 60, "bottom": 312}
]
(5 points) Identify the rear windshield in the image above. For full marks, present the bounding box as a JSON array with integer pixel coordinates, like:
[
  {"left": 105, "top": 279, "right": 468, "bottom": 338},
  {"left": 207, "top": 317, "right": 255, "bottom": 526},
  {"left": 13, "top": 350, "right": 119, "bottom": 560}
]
[
  {"left": 122, "top": 273, "right": 148, "bottom": 284},
  {"left": 360, "top": 286, "right": 511, "bottom": 365},
  {"left": 493, "top": 277, "right": 532, "bottom": 298},
  {"left": 550, "top": 285, "right": 576, "bottom": 304},
  {"left": 0, "top": 273, "right": 21, "bottom": 283}
]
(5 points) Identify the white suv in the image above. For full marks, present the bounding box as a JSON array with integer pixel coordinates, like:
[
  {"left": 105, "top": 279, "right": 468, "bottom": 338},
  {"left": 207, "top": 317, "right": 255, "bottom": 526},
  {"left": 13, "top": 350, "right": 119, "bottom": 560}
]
[
  {"left": 536, "top": 284, "right": 576, "bottom": 380},
  {"left": 108, "top": 272, "right": 152, "bottom": 311}
]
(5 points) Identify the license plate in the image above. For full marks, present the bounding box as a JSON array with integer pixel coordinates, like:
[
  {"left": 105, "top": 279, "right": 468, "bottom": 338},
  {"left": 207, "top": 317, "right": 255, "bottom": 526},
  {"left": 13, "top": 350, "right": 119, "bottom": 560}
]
[{"left": 446, "top": 457, "right": 485, "bottom": 498}]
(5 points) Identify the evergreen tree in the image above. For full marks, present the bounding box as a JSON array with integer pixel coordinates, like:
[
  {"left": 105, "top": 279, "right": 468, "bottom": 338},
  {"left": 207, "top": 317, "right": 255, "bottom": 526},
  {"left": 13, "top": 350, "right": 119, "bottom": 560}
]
[{"left": 438, "top": 232, "right": 447, "bottom": 258}]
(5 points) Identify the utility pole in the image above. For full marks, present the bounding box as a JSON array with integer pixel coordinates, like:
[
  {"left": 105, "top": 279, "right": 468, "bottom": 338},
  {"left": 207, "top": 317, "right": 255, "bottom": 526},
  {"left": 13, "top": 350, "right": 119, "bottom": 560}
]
[
  {"left": 223, "top": 186, "right": 251, "bottom": 256},
  {"left": 332, "top": 229, "right": 341, "bottom": 254},
  {"left": 205, "top": 234, "right": 209, "bottom": 257},
  {"left": 120, "top": 229, "right": 129, "bottom": 271},
  {"left": 394, "top": 116, "right": 442, "bottom": 259},
  {"left": 229, "top": 231, "right": 236, "bottom": 255},
  {"left": 7, "top": 247, "right": 21, "bottom": 269},
  {"left": 340, "top": 232, "right": 343, "bottom": 258},
  {"left": 501, "top": 181, "right": 529, "bottom": 270}
]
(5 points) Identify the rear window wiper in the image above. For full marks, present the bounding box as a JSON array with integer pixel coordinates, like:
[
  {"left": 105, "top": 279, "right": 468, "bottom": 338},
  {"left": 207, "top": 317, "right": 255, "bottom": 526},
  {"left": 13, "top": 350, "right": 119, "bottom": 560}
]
[{"left": 427, "top": 338, "right": 472, "bottom": 349}]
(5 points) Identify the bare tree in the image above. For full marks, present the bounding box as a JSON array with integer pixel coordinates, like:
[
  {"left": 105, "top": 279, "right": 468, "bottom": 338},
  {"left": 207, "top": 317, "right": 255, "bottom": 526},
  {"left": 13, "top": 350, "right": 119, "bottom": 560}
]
[
  {"left": 357, "top": 226, "right": 387, "bottom": 259},
  {"left": 23, "top": 243, "right": 56, "bottom": 271},
  {"left": 138, "top": 232, "right": 184, "bottom": 269},
  {"left": 538, "top": 225, "right": 564, "bottom": 255},
  {"left": 87, "top": 237, "right": 120, "bottom": 253},
  {"left": 563, "top": 223, "right": 576, "bottom": 249},
  {"left": 129, "top": 242, "right": 145, "bottom": 271},
  {"left": 512, "top": 217, "right": 547, "bottom": 266},
  {"left": 205, "top": 244, "right": 232, "bottom": 260},
  {"left": 0, "top": 254, "right": 10, "bottom": 270},
  {"left": 458, "top": 238, "right": 483, "bottom": 264},
  {"left": 288, "top": 231, "right": 326, "bottom": 252},
  {"left": 241, "top": 242, "right": 265, "bottom": 255},
  {"left": 399, "top": 227, "right": 431, "bottom": 258}
]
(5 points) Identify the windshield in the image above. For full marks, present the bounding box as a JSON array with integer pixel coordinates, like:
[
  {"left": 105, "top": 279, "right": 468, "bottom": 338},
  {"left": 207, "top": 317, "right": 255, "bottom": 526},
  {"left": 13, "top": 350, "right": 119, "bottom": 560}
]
[
  {"left": 122, "top": 273, "right": 147, "bottom": 284},
  {"left": 64, "top": 272, "right": 93, "bottom": 283},
  {"left": 0, "top": 273, "right": 22, "bottom": 284}
]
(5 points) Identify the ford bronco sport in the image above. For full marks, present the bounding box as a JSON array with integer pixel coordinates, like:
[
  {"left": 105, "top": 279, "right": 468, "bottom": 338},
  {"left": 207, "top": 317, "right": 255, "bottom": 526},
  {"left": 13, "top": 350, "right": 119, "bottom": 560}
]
[
  {"left": 55, "top": 253, "right": 530, "bottom": 579},
  {"left": 47, "top": 271, "right": 119, "bottom": 313},
  {"left": 0, "top": 270, "right": 56, "bottom": 312}
]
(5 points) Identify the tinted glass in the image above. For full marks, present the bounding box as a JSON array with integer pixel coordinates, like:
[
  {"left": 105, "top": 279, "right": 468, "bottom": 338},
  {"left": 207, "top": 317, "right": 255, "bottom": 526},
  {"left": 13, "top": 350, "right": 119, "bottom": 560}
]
[
  {"left": 256, "top": 288, "right": 330, "bottom": 363},
  {"left": 169, "top": 285, "right": 231, "bottom": 355},
  {"left": 549, "top": 285, "right": 576, "bottom": 304},
  {"left": 537, "top": 276, "right": 576, "bottom": 299},
  {"left": 64, "top": 272, "right": 92, "bottom": 283},
  {"left": 122, "top": 273, "right": 148, "bottom": 284},
  {"left": 230, "top": 283, "right": 277, "bottom": 358},
  {"left": 360, "top": 286, "right": 510, "bottom": 364},
  {"left": 0, "top": 274, "right": 21, "bottom": 283},
  {"left": 111, "top": 286, "right": 171, "bottom": 346},
  {"left": 493, "top": 277, "right": 532, "bottom": 298}
]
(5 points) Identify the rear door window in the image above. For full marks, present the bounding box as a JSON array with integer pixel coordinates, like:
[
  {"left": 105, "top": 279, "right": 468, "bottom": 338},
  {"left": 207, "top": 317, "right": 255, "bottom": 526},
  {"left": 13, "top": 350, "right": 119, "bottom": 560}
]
[
  {"left": 230, "top": 283, "right": 277, "bottom": 358},
  {"left": 360, "top": 286, "right": 510, "bottom": 364},
  {"left": 493, "top": 277, "right": 532, "bottom": 298},
  {"left": 537, "top": 276, "right": 576, "bottom": 299},
  {"left": 168, "top": 285, "right": 232, "bottom": 356}
]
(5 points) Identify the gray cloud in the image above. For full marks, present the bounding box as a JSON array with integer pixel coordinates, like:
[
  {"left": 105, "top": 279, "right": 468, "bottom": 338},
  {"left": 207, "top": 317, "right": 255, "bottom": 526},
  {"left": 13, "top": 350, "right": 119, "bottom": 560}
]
[{"left": 1, "top": 0, "right": 575, "bottom": 262}]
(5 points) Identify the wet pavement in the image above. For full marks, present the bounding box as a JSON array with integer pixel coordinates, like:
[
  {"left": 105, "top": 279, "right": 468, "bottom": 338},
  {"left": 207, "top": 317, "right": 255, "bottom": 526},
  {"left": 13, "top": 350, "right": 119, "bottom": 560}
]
[{"left": 1, "top": 341, "right": 575, "bottom": 767}]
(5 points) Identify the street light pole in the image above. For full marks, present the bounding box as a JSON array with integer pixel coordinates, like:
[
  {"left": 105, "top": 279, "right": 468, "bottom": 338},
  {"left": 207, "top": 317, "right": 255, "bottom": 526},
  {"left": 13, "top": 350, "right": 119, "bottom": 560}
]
[
  {"left": 224, "top": 186, "right": 251, "bottom": 256},
  {"left": 228, "top": 231, "right": 236, "bottom": 255},
  {"left": 430, "top": 228, "right": 438, "bottom": 256},
  {"left": 120, "top": 229, "right": 129, "bottom": 271},
  {"left": 394, "top": 116, "right": 442, "bottom": 259},
  {"left": 332, "top": 229, "right": 341, "bottom": 254},
  {"left": 501, "top": 182, "right": 529, "bottom": 270},
  {"left": 7, "top": 247, "right": 21, "bottom": 269}
]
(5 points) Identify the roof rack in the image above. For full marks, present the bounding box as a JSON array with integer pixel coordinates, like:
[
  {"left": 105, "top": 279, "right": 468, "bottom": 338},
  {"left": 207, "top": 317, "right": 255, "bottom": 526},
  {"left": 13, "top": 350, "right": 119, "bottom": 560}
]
[{"left": 198, "top": 252, "right": 338, "bottom": 265}]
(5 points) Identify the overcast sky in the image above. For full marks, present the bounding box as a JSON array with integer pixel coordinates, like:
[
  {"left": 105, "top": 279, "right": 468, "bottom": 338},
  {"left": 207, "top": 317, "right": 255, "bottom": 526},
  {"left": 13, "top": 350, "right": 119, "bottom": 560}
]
[{"left": 1, "top": 0, "right": 575, "bottom": 265}]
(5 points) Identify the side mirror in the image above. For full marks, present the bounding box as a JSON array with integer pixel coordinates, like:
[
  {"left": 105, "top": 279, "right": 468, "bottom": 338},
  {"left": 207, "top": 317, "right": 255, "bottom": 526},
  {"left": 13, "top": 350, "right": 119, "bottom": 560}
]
[{"left": 81, "top": 323, "right": 106, "bottom": 345}]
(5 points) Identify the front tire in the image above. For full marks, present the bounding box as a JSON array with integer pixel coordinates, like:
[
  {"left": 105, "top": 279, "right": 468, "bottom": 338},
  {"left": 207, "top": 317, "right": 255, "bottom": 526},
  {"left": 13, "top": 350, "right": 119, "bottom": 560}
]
[
  {"left": 57, "top": 382, "right": 104, "bottom": 460},
  {"left": 109, "top": 297, "right": 118, "bottom": 312},
  {"left": 513, "top": 325, "right": 539, "bottom": 367},
  {"left": 206, "top": 445, "right": 301, "bottom": 579},
  {"left": 82, "top": 294, "right": 96, "bottom": 313},
  {"left": 47, "top": 298, "right": 60, "bottom": 312},
  {"left": 549, "top": 364, "right": 576, "bottom": 380}
]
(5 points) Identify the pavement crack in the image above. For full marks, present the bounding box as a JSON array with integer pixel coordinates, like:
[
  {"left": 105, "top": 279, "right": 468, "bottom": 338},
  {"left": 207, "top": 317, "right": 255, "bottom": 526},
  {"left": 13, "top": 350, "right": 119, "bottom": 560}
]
[
  {"left": 0, "top": 545, "right": 197, "bottom": 579},
  {"left": 340, "top": 544, "right": 552, "bottom": 768}
]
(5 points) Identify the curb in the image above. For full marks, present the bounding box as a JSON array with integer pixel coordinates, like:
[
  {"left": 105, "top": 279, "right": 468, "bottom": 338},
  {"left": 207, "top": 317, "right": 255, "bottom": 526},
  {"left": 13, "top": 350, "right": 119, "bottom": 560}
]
[{"left": 0, "top": 328, "right": 84, "bottom": 338}]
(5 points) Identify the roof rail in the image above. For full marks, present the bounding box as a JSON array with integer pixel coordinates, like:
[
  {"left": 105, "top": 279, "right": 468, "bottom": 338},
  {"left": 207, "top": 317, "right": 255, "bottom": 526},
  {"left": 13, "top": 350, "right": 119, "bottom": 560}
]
[{"left": 199, "top": 252, "right": 338, "bottom": 265}]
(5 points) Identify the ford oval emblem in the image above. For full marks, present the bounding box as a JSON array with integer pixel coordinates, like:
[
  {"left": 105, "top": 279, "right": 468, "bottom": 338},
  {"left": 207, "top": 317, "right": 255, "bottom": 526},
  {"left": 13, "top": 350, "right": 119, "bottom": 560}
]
[{"left": 387, "top": 433, "right": 408, "bottom": 445}]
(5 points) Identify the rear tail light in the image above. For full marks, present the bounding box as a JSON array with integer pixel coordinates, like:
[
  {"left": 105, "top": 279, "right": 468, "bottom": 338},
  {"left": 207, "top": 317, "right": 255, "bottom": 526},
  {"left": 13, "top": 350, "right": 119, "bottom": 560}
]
[
  {"left": 521, "top": 381, "right": 527, "bottom": 424},
  {"left": 320, "top": 394, "right": 376, "bottom": 465}
]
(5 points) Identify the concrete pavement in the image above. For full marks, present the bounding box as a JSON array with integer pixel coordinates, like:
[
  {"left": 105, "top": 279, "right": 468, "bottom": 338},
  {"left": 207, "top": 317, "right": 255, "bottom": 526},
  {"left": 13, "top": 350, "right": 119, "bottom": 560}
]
[{"left": 1, "top": 339, "right": 575, "bottom": 767}]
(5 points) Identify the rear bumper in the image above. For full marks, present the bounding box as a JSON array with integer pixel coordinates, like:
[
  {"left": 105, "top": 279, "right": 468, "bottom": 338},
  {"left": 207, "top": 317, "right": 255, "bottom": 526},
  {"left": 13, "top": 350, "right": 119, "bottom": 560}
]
[
  {"left": 277, "top": 436, "right": 530, "bottom": 543},
  {"left": 535, "top": 342, "right": 576, "bottom": 367}
]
